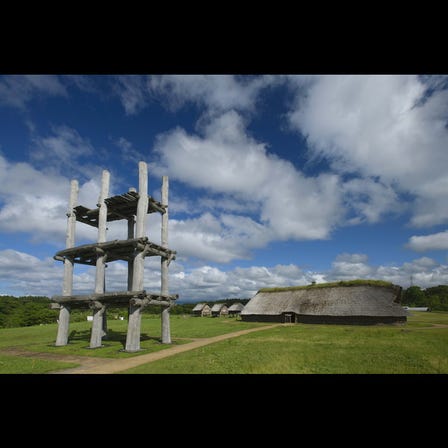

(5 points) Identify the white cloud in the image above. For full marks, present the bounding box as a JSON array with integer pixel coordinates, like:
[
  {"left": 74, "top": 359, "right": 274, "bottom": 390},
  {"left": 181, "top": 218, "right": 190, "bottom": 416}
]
[
  {"left": 113, "top": 75, "right": 149, "bottom": 115},
  {"left": 200, "top": 195, "right": 260, "bottom": 215},
  {"left": 328, "top": 253, "right": 374, "bottom": 279},
  {"left": 0, "top": 250, "right": 170, "bottom": 297},
  {"left": 153, "top": 110, "right": 344, "bottom": 245},
  {"left": 169, "top": 262, "right": 312, "bottom": 302},
  {"left": 411, "top": 176, "right": 448, "bottom": 227},
  {"left": 148, "top": 75, "right": 277, "bottom": 114},
  {"left": 2, "top": 248, "right": 448, "bottom": 300},
  {"left": 326, "top": 253, "right": 448, "bottom": 289},
  {"left": 114, "top": 137, "right": 145, "bottom": 165},
  {"left": 287, "top": 74, "right": 448, "bottom": 227},
  {"left": 0, "top": 75, "right": 67, "bottom": 110},
  {"left": 406, "top": 230, "right": 448, "bottom": 252},
  {"left": 30, "top": 125, "right": 100, "bottom": 179},
  {"left": 0, "top": 147, "right": 161, "bottom": 249},
  {"left": 167, "top": 212, "right": 271, "bottom": 263},
  {"left": 62, "top": 75, "right": 100, "bottom": 93},
  {"left": 0, "top": 154, "right": 99, "bottom": 245},
  {"left": 342, "top": 177, "right": 403, "bottom": 224},
  {"left": 146, "top": 189, "right": 260, "bottom": 218},
  {"left": 0, "top": 249, "right": 64, "bottom": 296},
  {"left": 154, "top": 112, "right": 270, "bottom": 193},
  {"left": 112, "top": 74, "right": 283, "bottom": 119}
]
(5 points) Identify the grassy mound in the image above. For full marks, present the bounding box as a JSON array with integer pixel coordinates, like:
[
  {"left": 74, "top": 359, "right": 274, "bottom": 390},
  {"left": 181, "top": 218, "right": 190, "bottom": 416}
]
[{"left": 258, "top": 279, "right": 395, "bottom": 293}]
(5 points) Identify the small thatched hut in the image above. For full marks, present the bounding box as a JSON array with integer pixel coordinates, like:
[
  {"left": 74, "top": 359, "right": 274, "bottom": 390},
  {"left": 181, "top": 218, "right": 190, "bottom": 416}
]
[
  {"left": 241, "top": 280, "right": 407, "bottom": 325},
  {"left": 228, "top": 302, "right": 245, "bottom": 316},
  {"left": 210, "top": 303, "right": 229, "bottom": 317},
  {"left": 192, "top": 303, "right": 211, "bottom": 317}
]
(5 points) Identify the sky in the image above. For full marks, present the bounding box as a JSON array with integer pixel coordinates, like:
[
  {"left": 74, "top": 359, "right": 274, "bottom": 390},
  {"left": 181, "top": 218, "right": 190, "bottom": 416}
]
[{"left": 0, "top": 74, "right": 447, "bottom": 302}]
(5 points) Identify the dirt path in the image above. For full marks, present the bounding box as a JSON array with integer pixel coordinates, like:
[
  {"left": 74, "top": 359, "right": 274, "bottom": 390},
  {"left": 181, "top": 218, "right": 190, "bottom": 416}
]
[
  {"left": 2, "top": 324, "right": 280, "bottom": 374},
  {"left": 1, "top": 347, "right": 106, "bottom": 369}
]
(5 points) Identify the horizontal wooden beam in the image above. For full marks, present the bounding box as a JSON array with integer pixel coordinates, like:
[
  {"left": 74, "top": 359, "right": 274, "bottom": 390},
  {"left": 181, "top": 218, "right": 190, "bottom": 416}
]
[
  {"left": 147, "top": 299, "right": 174, "bottom": 306},
  {"left": 51, "top": 290, "right": 178, "bottom": 305},
  {"left": 130, "top": 297, "right": 177, "bottom": 307},
  {"left": 52, "top": 290, "right": 147, "bottom": 303}
]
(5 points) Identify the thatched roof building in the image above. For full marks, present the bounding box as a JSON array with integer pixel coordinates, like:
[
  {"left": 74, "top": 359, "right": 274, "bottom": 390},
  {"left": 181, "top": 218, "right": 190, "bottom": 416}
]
[
  {"left": 241, "top": 280, "right": 407, "bottom": 325},
  {"left": 210, "top": 303, "right": 229, "bottom": 317},
  {"left": 228, "top": 302, "right": 245, "bottom": 315},
  {"left": 192, "top": 303, "right": 211, "bottom": 317}
]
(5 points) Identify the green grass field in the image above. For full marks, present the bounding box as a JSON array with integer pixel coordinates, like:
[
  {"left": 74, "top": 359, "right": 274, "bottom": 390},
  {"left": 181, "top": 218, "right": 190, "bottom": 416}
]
[
  {"left": 0, "top": 315, "right": 265, "bottom": 373},
  {"left": 121, "top": 311, "right": 448, "bottom": 374},
  {"left": 0, "top": 312, "right": 447, "bottom": 374}
]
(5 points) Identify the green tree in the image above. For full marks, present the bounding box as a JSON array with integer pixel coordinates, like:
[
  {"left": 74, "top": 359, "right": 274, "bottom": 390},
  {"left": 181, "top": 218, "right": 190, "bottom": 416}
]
[
  {"left": 426, "top": 295, "right": 440, "bottom": 310},
  {"left": 425, "top": 285, "right": 448, "bottom": 310},
  {"left": 402, "top": 286, "right": 426, "bottom": 306}
]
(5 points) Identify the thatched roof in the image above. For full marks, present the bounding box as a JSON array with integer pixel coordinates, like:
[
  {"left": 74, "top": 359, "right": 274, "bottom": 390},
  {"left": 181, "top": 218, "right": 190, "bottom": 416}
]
[
  {"left": 228, "top": 302, "right": 245, "bottom": 312},
  {"left": 211, "top": 303, "right": 227, "bottom": 312},
  {"left": 241, "top": 283, "right": 406, "bottom": 318},
  {"left": 192, "top": 303, "right": 208, "bottom": 312}
]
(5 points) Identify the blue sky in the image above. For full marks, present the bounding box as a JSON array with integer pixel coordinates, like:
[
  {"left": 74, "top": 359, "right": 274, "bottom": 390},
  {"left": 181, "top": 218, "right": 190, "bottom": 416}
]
[{"left": 0, "top": 74, "right": 448, "bottom": 302}]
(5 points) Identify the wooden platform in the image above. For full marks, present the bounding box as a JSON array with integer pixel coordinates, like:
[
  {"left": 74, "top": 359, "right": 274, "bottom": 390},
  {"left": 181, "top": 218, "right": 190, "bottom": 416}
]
[
  {"left": 74, "top": 191, "right": 166, "bottom": 228},
  {"left": 51, "top": 290, "right": 179, "bottom": 309},
  {"left": 53, "top": 237, "right": 176, "bottom": 266}
]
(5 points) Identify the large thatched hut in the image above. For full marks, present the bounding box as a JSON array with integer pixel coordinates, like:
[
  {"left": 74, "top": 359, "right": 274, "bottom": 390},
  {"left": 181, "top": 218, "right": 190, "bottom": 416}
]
[{"left": 241, "top": 280, "right": 407, "bottom": 325}]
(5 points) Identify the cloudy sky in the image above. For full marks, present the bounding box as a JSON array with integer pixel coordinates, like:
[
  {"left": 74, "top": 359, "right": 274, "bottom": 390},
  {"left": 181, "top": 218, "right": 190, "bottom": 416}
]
[{"left": 0, "top": 74, "right": 447, "bottom": 302}]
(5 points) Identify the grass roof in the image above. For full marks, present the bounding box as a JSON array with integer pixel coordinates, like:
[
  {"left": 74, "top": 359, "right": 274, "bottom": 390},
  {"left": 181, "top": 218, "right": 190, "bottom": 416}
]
[{"left": 258, "top": 279, "right": 395, "bottom": 293}]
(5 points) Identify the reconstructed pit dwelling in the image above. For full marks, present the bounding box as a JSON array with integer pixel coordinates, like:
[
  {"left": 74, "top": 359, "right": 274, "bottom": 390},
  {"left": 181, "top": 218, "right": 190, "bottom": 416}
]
[
  {"left": 51, "top": 161, "right": 178, "bottom": 352},
  {"left": 241, "top": 281, "right": 407, "bottom": 324}
]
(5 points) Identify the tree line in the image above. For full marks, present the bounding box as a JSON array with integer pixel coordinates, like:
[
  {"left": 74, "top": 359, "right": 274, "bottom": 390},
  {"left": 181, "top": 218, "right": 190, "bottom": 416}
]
[
  {"left": 401, "top": 285, "right": 448, "bottom": 310},
  {"left": 0, "top": 295, "right": 250, "bottom": 328},
  {"left": 5, "top": 287, "right": 446, "bottom": 329}
]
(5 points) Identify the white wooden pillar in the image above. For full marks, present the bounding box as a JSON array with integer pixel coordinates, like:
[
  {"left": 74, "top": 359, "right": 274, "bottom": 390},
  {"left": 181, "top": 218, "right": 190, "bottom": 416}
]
[
  {"left": 160, "top": 176, "right": 171, "bottom": 344},
  {"left": 125, "top": 162, "right": 148, "bottom": 352},
  {"left": 90, "top": 170, "right": 109, "bottom": 348},
  {"left": 127, "top": 188, "right": 136, "bottom": 292},
  {"left": 90, "top": 301, "right": 106, "bottom": 344},
  {"left": 55, "top": 180, "right": 78, "bottom": 346}
]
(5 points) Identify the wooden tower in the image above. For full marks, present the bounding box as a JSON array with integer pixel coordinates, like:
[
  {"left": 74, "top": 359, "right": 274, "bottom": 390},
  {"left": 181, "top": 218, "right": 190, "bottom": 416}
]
[{"left": 51, "top": 161, "right": 178, "bottom": 352}]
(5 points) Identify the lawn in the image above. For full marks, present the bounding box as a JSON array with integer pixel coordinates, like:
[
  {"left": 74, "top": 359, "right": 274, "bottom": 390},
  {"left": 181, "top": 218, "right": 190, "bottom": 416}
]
[
  {"left": 1, "top": 312, "right": 447, "bottom": 374},
  {"left": 0, "top": 354, "right": 78, "bottom": 374},
  {"left": 0, "top": 315, "right": 265, "bottom": 373},
  {"left": 121, "top": 311, "right": 448, "bottom": 374}
]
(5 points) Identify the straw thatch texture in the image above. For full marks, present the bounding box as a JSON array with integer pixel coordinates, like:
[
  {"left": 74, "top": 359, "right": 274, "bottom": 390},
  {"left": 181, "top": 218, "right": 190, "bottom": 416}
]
[
  {"left": 228, "top": 302, "right": 245, "bottom": 315},
  {"left": 211, "top": 303, "right": 229, "bottom": 317},
  {"left": 192, "top": 303, "right": 211, "bottom": 316},
  {"left": 241, "top": 284, "right": 407, "bottom": 324}
]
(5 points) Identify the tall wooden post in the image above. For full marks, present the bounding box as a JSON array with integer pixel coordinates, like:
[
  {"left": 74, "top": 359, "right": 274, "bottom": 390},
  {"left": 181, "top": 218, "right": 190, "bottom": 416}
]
[
  {"left": 127, "top": 188, "right": 136, "bottom": 292},
  {"left": 90, "top": 170, "right": 109, "bottom": 348},
  {"left": 161, "top": 176, "right": 171, "bottom": 344},
  {"left": 125, "top": 162, "right": 148, "bottom": 352},
  {"left": 55, "top": 180, "right": 78, "bottom": 346}
]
